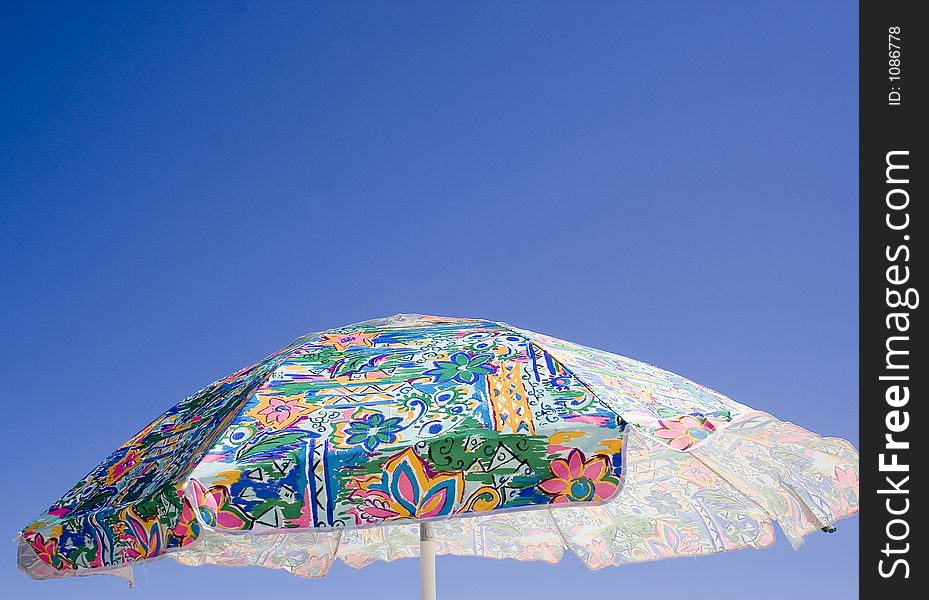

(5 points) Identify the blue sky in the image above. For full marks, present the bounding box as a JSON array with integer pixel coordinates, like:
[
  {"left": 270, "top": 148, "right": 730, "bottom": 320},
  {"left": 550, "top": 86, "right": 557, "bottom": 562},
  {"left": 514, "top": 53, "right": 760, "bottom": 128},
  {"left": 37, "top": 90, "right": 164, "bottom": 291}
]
[{"left": 1, "top": 1, "right": 858, "bottom": 598}]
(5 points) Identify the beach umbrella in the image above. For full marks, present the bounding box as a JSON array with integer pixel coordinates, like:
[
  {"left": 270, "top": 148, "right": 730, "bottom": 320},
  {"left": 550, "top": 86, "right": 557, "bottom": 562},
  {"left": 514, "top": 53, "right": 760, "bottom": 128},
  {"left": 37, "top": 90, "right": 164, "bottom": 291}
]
[{"left": 19, "top": 314, "right": 859, "bottom": 598}]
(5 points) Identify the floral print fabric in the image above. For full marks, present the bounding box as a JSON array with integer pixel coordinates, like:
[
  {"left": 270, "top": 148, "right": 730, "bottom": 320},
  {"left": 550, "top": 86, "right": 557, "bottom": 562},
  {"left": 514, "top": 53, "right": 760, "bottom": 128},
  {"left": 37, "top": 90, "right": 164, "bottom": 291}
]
[
  {"left": 18, "top": 314, "right": 858, "bottom": 582},
  {"left": 504, "top": 323, "right": 750, "bottom": 450},
  {"left": 18, "top": 332, "right": 314, "bottom": 581},
  {"left": 171, "top": 415, "right": 857, "bottom": 575}
]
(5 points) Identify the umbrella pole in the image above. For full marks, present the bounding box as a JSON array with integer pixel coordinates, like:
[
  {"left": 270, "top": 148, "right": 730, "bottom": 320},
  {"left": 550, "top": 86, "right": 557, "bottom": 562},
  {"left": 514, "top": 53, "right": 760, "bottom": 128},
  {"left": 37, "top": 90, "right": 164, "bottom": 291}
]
[{"left": 419, "top": 522, "right": 436, "bottom": 600}]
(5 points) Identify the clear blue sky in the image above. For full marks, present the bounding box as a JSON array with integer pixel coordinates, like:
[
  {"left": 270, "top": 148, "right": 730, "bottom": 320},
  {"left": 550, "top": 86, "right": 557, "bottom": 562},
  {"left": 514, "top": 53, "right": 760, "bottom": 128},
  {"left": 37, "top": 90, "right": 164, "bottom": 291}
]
[{"left": 1, "top": 1, "right": 858, "bottom": 598}]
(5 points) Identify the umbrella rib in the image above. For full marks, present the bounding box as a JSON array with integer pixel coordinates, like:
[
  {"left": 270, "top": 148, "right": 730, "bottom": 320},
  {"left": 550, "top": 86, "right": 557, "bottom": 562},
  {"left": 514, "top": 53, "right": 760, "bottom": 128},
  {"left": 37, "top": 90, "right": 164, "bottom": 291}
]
[
  {"left": 545, "top": 507, "right": 575, "bottom": 561},
  {"left": 492, "top": 321, "right": 626, "bottom": 426}
]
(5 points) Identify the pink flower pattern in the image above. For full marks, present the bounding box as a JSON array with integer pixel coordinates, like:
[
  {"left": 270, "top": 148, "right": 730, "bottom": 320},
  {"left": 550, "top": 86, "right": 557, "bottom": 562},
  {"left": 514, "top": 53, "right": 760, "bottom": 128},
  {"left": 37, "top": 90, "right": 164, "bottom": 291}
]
[
  {"left": 653, "top": 415, "right": 716, "bottom": 450},
  {"left": 538, "top": 448, "right": 619, "bottom": 503}
]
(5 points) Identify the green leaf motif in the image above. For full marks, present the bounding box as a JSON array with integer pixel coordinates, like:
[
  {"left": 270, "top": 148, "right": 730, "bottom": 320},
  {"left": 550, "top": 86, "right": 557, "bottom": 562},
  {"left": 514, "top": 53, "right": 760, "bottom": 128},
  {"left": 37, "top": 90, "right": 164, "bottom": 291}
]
[{"left": 236, "top": 431, "right": 312, "bottom": 461}]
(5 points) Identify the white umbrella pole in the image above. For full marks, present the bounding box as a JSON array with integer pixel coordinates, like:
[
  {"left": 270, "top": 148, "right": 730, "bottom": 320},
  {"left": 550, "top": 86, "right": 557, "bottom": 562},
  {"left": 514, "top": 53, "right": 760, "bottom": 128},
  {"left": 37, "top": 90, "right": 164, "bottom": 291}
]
[{"left": 419, "top": 522, "right": 436, "bottom": 600}]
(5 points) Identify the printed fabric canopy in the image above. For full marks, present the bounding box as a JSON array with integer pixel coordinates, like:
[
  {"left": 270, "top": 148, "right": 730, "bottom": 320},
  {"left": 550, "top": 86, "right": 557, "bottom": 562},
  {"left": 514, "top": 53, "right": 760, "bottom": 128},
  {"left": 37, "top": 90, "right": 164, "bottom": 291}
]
[{"left": 19, "top": 314, "right": 859, "bottom": 582}]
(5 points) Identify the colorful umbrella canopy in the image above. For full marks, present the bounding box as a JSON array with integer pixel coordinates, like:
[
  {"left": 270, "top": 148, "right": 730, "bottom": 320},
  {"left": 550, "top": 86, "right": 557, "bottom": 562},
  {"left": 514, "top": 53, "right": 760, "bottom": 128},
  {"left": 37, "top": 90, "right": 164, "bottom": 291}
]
[{"left": 19, "top": 314, "right": 859, "bottom": 587}]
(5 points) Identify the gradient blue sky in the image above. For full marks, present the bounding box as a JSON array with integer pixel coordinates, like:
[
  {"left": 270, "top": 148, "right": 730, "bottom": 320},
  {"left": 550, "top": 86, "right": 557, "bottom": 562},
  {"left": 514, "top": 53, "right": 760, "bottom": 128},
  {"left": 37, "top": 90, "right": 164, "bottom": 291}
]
[{"left": 1, "top": 2, "right": 858, "bottom": 598}]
